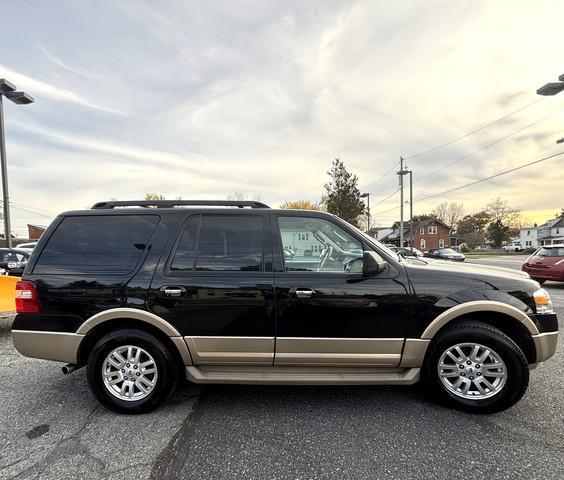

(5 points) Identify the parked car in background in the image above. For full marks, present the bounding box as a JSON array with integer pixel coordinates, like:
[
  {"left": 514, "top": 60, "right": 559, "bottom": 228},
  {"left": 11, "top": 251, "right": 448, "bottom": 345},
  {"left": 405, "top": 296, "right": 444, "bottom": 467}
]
[
  {"left": 522, "top": 244, "right": 564, "bottom": 284},
  {"left": 15, "top": 242, "right": 38, "bottom": 253},
  {"left": 0, "top": 248, "right": 30, "bottom": 276},
  {"left": 423, "top": 248, "right": 466, "bottom": 262},
  {"left": 389, "top": 246, "right": 424, "bottom": 258},
  {"left": 503, "top": 242, "right": 522, "bottom": 253}
]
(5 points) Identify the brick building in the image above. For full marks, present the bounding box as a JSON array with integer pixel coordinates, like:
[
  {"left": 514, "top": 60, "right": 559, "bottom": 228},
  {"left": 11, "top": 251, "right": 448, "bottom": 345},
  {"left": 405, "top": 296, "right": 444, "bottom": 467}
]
[{"left": 381, "top": 218, "right": 452, "bottom": 250}]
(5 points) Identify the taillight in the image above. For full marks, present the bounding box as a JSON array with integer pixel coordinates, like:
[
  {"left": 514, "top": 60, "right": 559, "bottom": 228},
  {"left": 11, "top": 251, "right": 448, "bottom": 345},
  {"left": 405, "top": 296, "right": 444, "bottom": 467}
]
[{"left": 15, "top": 281, "right": 40, "bottom": 313}]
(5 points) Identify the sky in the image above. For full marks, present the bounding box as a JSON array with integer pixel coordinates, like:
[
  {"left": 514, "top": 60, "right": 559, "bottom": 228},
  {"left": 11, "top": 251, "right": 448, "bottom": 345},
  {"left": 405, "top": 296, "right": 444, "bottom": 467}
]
[{"left": 1, "top": 0, "right": 564, "bottom": 235}]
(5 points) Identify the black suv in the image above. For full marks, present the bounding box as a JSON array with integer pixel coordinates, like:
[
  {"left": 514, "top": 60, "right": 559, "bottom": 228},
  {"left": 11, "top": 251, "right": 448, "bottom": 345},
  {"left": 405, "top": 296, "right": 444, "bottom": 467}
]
[{"left": 12, "top": 200, "right": 558, "bottom": 414}]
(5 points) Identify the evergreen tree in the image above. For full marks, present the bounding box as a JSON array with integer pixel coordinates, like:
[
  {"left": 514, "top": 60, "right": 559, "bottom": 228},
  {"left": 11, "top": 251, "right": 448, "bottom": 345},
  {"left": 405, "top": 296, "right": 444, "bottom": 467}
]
[{"left": 322, "top": 158, "right": 365, "bottom": 227}]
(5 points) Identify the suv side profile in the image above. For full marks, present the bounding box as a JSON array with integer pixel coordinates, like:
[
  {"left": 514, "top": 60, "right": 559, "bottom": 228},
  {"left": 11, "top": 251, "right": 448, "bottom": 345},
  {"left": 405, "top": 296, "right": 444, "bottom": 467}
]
[{"left": 12, "top": 200, "right": 558, "bottom": 414}]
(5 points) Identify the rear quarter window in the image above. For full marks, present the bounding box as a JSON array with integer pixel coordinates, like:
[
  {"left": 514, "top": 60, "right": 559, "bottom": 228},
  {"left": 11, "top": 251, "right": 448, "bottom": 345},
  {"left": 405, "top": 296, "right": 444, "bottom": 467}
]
[{"left": 33, "top": 215, "right": 159, "bottom": 275}]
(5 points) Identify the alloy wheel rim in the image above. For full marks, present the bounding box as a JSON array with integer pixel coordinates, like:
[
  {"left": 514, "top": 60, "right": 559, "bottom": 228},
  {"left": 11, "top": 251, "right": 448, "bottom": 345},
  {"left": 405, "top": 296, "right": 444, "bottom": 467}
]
[
  {"left": 437, "top": 342, "right": 507, "bottom": 400},
  {"left": 102, "top": 345, "right": 158, "bottom": 402}
]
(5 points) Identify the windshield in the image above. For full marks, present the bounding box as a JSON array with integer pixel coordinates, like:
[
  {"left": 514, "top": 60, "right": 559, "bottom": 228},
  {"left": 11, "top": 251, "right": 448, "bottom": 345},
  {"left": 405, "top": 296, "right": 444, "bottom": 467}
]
[
  {"left": 439, "top": 248, "right": 458, "bottom": 254},
  {"left": 537, "top": 247, "right": 564, "bottom": 257},
  {"left": 349, "top": 224, "right": 401, "bottom": 261}
]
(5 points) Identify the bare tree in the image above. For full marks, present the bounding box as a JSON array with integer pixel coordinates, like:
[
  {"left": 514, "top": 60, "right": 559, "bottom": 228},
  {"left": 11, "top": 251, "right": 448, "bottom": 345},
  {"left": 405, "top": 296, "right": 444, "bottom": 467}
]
[
  {"left": 485, "top": 198, "right": 521, "bottom": 227},
  {"left": 227, "top": 192, "right": 263, "bottom": 202},
  {"left": 431, "top": 201, "right": 465, "bottom": 230}
]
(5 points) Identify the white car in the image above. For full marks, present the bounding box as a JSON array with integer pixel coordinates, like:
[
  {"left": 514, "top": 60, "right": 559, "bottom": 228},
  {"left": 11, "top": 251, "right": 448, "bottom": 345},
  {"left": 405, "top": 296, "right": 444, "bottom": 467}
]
[
  {"left": 15, "top": 242, "right": 37, "bottom": 252},
  {"left": 502, "top": 242, "right": 522, "bottom": 253}
]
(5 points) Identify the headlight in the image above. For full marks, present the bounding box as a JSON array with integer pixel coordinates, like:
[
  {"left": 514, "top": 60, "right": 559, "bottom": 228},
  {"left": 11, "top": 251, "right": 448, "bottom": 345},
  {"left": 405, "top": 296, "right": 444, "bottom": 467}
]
[{"left": 533, "top": 288, "right": 554, "bottom": 314}]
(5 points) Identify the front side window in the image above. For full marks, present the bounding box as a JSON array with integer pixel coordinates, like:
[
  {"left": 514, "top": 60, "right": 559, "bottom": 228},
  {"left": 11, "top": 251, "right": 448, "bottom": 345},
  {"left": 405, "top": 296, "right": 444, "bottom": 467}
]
[
  {"left": 171, "top": 215, "right": 263, "bottom": 272},
  {"left": 34, "top": 215, "right": 159, "bottom": 274},
  {"left": 278, "top": 216, "right": 363, "bottom": 273}
]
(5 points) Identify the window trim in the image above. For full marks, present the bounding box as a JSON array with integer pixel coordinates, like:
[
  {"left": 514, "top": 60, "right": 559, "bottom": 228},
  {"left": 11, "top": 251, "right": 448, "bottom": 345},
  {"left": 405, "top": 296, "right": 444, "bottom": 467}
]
[
  {"left": 274, "top": 214, "right": 365, "bottom": 275},
  {"left": 164, "top": 213, "right": 268, "bottom": 276}
]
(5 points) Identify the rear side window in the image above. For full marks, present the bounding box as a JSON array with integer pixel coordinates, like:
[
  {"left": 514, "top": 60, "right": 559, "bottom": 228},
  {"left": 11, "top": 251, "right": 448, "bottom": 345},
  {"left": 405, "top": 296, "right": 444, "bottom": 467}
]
[
  {"left": 170, "top": 215, "right": 263, "bottom": 272},
  {"left": 34, "top": 215, "right": 159, "bottom": 274}
]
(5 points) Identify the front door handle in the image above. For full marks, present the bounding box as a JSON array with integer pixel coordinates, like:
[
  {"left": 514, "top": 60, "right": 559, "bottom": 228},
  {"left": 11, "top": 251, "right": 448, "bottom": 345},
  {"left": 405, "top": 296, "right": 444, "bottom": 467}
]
[
  {"left": 160, "top": 286, "right": 186, "bottom": 297},
  {"left": 292, "top": 288, "right": 315, "bottom": 298}
]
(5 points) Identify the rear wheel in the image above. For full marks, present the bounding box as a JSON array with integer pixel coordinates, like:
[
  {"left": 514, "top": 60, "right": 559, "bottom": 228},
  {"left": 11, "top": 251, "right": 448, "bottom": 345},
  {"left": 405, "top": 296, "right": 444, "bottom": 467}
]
[
  {"left": 424, "top": 321, "right": 529, "bottom": 413},
  {"left": 87, "top": 329, "right": 178, "bottom": 414}
]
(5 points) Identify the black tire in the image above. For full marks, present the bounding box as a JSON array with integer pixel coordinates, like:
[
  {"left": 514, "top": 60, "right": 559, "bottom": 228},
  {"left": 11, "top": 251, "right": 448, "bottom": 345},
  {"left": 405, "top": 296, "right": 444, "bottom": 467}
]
[
  {"left": 87, "top": 328, "right": 179, "bottom": 414},
  {"left": 423, "top": 321, "right": 529, "bottom": 414}
]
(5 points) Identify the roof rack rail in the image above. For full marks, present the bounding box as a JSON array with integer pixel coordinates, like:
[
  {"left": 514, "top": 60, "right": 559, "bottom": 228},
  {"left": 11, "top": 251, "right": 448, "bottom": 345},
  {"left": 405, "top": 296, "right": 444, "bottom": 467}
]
[{"left": 91, "top": 200, "right": 270, "bottom": 209}]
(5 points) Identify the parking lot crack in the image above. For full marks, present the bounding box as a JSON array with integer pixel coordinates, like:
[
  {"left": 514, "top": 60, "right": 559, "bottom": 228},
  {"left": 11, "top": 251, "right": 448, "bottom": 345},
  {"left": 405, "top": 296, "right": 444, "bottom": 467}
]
[{"left": 149, "top": 390, "right": 203, "bottom": 480}]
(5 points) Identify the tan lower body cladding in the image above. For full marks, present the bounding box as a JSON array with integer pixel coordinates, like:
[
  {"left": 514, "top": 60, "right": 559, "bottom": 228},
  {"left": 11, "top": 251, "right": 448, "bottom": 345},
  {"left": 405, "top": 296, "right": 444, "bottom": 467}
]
[{"left": 183, "top": 336, "right": 430, "bottom": 368}]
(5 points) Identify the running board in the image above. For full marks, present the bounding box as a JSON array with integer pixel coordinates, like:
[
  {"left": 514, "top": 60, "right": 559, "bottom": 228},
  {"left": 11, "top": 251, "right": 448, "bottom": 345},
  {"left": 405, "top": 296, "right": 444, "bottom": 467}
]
[{"left": 185, "top": 365, "right": 421, "bottom": 385}]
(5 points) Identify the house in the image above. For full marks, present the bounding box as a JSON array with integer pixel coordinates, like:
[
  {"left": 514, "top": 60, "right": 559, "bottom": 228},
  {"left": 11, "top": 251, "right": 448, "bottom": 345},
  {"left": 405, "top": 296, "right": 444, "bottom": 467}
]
[
  {"left": 520, "top": 215, "right": 564, "bottom": 248},
  {"left": 381, "top": 218, "right": 451, "bottom": 250},
  {"left": 519, "top": 225, "right": 538, "bottom": 249},
  {"left": 369, "top": 227, "right": 393, "bottom": 241},
  {"left": 538, "top": 215, "right": 564, "bottom": 246},
  {"left": 280, "top": 229, "right": 323, "bottom": 257},
  {"left": 27, "top": 224, "right": 47, "bottom": 240}
]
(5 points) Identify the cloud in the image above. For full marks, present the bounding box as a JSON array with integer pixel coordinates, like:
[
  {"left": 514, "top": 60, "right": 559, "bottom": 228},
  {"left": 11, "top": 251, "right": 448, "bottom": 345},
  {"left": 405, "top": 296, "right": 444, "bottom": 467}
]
[
  {"left": 0, "top": 64, "right": 124, "bottom": 115},
  {"left": 2, "top": 0, "right": 564, "bottom": 233}
]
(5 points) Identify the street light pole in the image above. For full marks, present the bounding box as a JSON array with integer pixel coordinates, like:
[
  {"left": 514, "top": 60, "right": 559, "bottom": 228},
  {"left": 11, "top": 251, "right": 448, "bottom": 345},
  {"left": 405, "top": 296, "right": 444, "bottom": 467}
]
[
  {"left": 0, "top": 79, "right": 34, "bottom": 247},
  {"left": 409, "top": 169, "right": 413, "bottom": 252},
  {"left": 398, "top": 157, "right": 404, "bottom": 247},
  {"left": 360, "top": 192, "right": 370, "bottom": 232}
]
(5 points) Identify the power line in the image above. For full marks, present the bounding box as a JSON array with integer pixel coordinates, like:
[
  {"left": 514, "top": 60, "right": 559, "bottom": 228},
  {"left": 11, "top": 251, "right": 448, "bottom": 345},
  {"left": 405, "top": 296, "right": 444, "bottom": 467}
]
[
  {"left": 414, "top": 105, "right": 564, "bottom": 184},
  {"left": 11, "top": 201, "right": 57, "bottom": 216},
  {"left": 371, "top": 188, "right": 400, "bottom": 208},
  {"left": 406, "top": 98, "right": 543, "bottom": 159},
  {"left": 363, "top": 159, "right": 400, "bottom": 191},
  {"left": 0, "top": 202, "right": 54, "bottom": 219},
  {"left": 371, "top": 151, "right": 564, "bottom": 216}
]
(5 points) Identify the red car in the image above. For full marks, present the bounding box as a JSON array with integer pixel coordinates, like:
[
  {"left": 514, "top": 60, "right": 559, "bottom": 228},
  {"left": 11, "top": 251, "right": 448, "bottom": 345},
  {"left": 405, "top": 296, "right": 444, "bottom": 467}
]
[{"left": 522, "top": 244, "right": 564, "bottom": 284}]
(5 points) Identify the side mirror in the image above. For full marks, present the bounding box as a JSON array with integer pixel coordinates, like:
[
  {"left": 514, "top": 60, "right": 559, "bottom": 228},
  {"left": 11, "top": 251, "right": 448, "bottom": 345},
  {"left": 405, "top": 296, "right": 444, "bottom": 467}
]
[{"left": 363, "top": 251, "right": 387, "bottom": 275}]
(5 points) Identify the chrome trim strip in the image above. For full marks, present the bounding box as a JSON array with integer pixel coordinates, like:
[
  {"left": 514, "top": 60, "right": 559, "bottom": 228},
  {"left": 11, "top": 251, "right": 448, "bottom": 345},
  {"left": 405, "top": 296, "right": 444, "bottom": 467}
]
[
  {"left": 11, "top": 330, "right": 84, "bottom": 364},
  {"left": 275, "top": 337, "right": 404, "bottom": 367},
  {"left": 421, "top": 301, "right": 539, "bottom": 338},
  {"left": 532, "top": 331, "right": 559, "bottom": 363},
  {"left": 185, "top": 336, "right": 274, "bottom": 365},
  {"left": 185, "top": 365, "right": 421, "bottom": 385}
]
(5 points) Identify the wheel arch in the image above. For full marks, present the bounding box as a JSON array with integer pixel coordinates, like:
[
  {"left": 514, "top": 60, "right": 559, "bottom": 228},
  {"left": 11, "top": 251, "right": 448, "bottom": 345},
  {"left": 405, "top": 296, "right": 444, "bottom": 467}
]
[
  {"left": 76, "top": 308, "right": 192, "bottom": 367},
  {"left": 422, "top": 301, "right": 538, "bottom": 364}
]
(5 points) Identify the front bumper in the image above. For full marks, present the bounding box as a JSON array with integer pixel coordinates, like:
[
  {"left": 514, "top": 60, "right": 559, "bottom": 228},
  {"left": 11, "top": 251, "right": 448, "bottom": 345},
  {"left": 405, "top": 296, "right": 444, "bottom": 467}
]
[{"left": 532, "top": 331, "right": 559, "bottom": 363}]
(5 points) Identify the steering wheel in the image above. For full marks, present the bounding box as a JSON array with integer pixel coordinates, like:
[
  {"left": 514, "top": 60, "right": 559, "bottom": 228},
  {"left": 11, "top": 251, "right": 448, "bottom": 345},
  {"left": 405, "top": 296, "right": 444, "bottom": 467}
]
[{"left": 318, "top": 245, "right": 333, "bottom": 271}]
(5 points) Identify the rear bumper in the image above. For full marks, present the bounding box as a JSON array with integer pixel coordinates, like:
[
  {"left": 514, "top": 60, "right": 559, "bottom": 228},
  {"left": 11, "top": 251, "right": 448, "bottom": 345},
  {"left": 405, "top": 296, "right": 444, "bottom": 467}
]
[
  {"left": 11, "top": 329, "right": 84, "bottom": 364},
  {"left": 532, "top": 331, "right": 559, "bottom": 363}
]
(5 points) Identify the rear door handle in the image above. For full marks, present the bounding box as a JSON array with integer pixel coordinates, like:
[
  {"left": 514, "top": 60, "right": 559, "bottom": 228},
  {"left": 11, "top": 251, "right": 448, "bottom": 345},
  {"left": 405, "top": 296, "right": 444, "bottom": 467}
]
[
  {"left": 292, "top": 288, "right": 315, "bottom": 298},
  {"left": 160, "top": 286, "right": 186, "bottom": 297}
]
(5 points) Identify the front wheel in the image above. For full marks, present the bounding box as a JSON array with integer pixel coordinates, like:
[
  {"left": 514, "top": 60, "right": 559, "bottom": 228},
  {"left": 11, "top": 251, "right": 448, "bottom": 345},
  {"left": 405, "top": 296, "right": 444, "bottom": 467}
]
[
  {"left": 87, "top": 329, "right": 179, "bottom": 414},
  {"left": 424, "top": 321, "right": 529, "bottom": 413}
]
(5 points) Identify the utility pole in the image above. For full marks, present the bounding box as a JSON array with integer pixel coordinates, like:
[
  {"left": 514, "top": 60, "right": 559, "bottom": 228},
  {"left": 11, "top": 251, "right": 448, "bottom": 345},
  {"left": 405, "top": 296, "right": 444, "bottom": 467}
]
[
  {"left": 398, "top": 157, "right": 404, "bottom": 247},
  {"left": 409, "top": 169, "right": 413, "bottom": 253},
  {"left": 0, "top": 79, "right": 34, "bottom": 248},
  {"left": 360, "top": 192, "right": 370, "bottom": 233}
]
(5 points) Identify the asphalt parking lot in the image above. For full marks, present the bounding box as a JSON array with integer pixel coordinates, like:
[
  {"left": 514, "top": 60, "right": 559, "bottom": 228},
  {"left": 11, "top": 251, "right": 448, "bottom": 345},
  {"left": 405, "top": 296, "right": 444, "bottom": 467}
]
[{"left": 1, "top": 255, "right": 562, "bottom": 480}]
